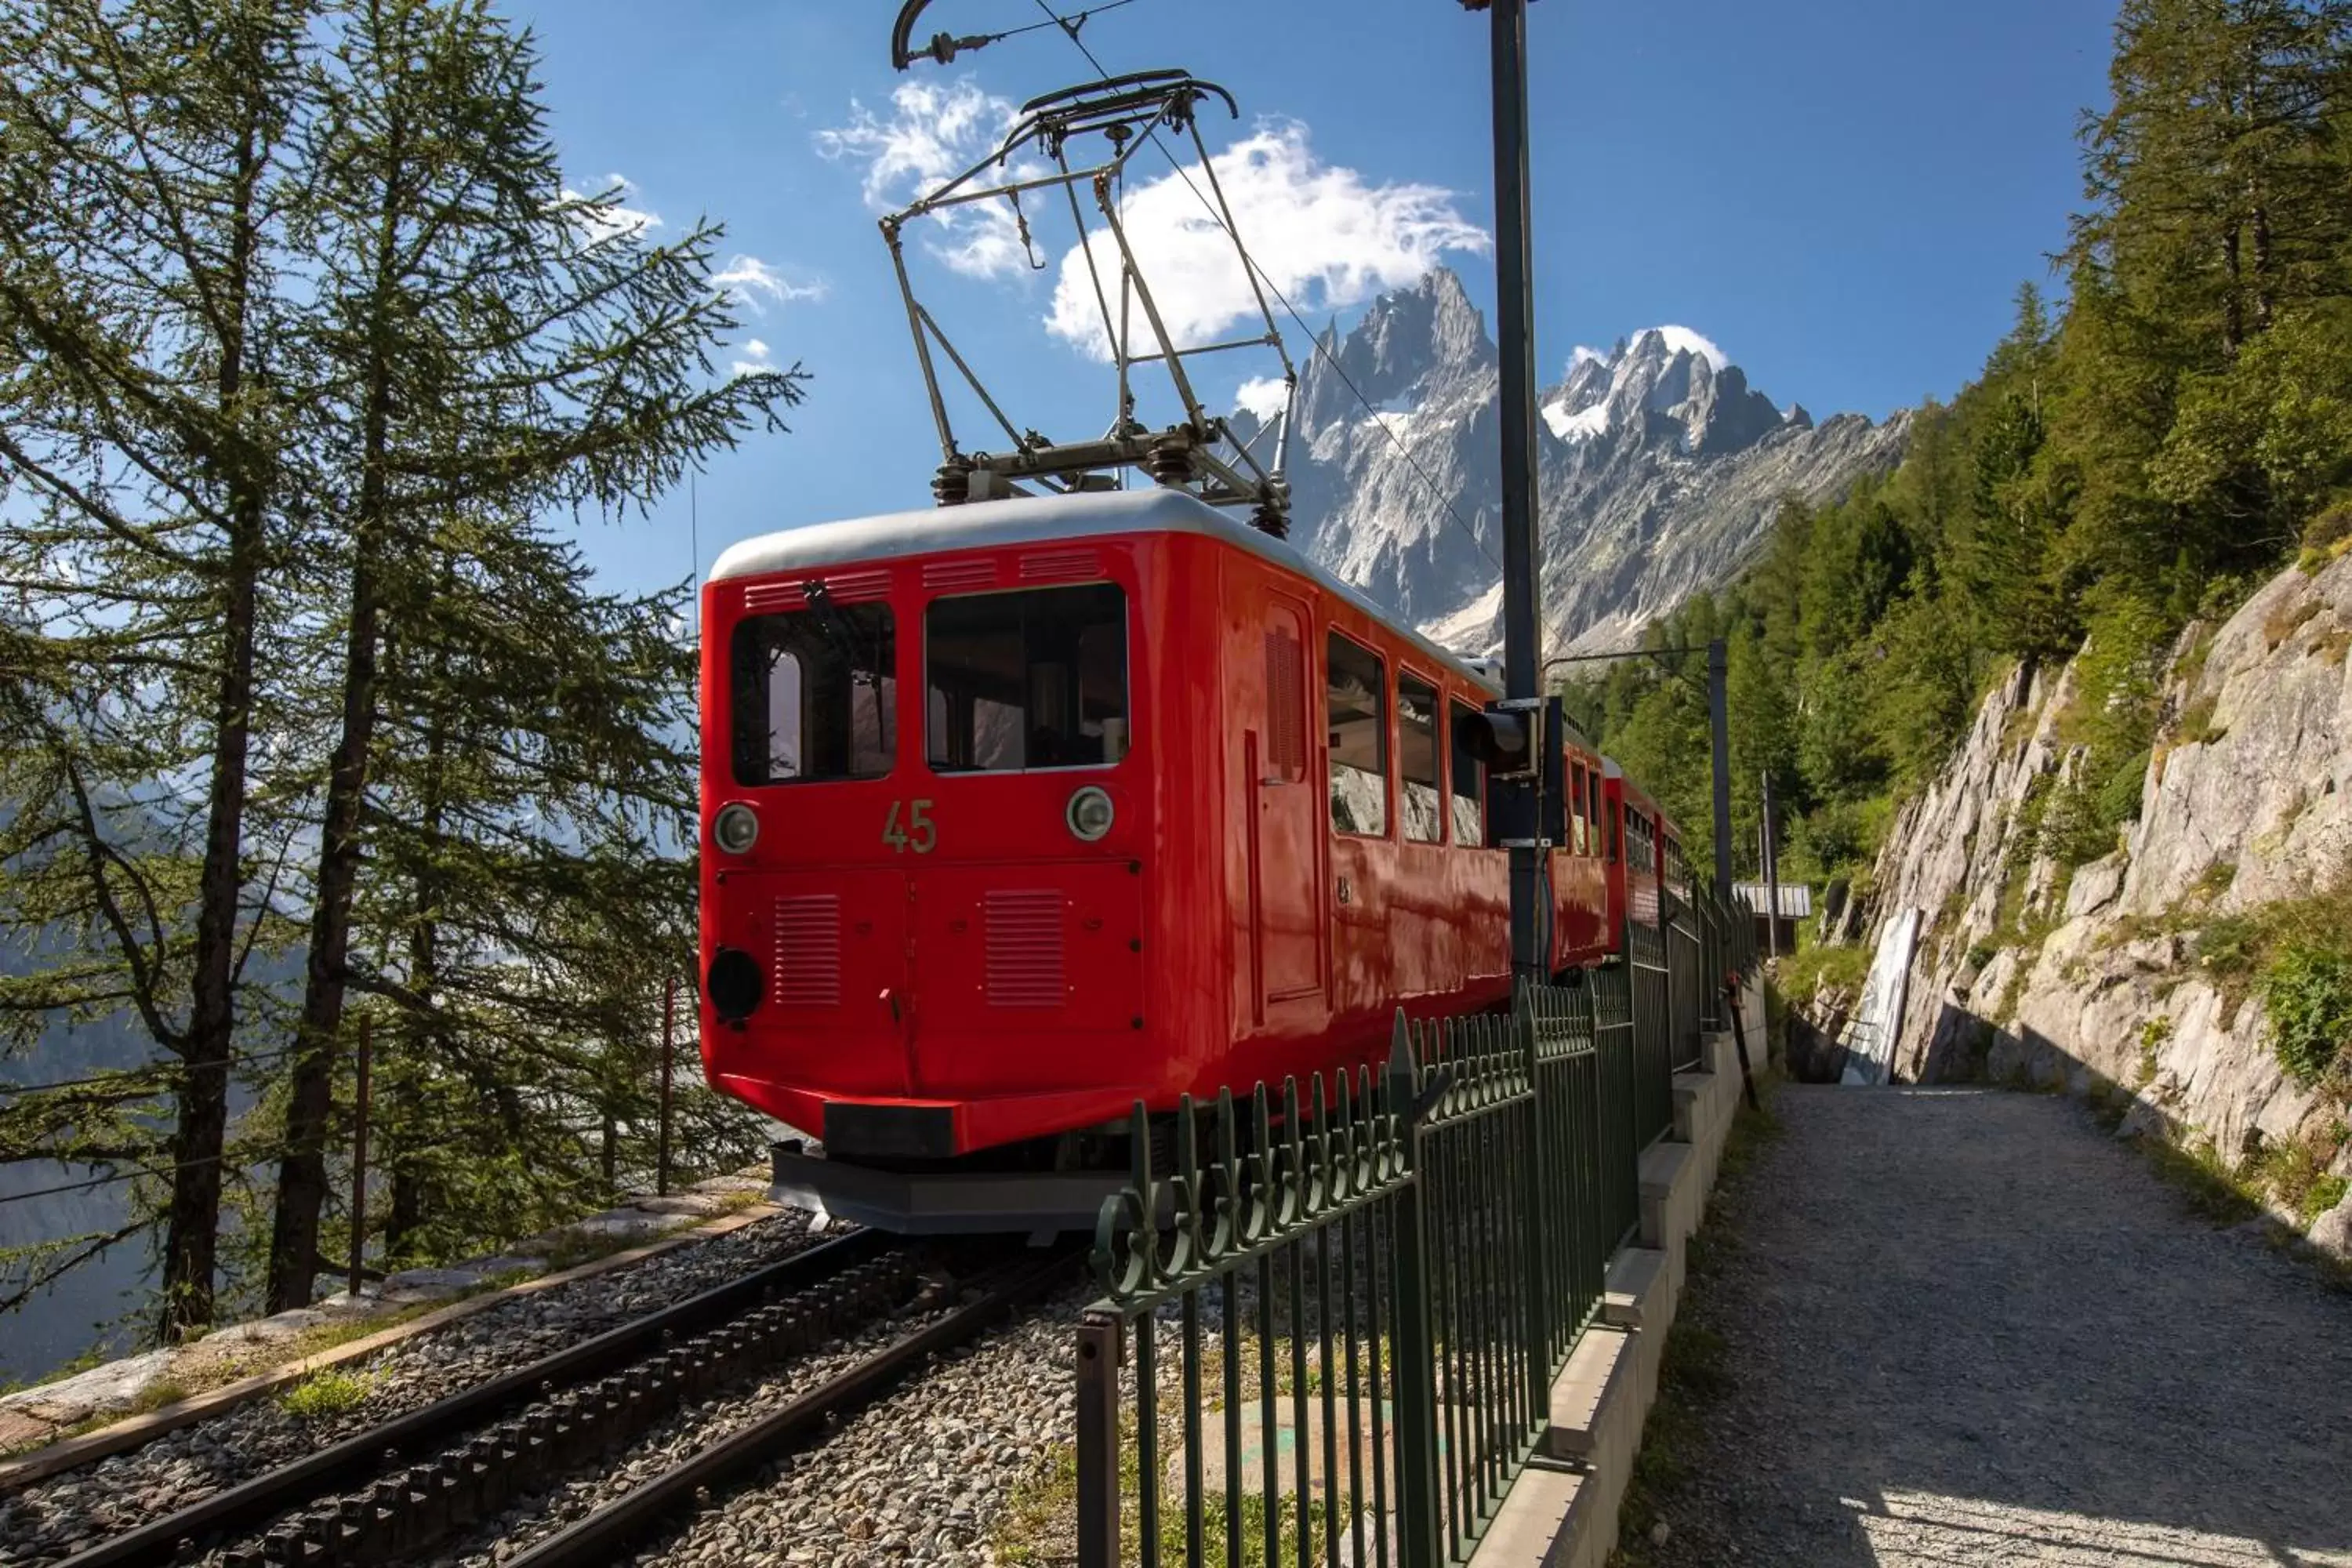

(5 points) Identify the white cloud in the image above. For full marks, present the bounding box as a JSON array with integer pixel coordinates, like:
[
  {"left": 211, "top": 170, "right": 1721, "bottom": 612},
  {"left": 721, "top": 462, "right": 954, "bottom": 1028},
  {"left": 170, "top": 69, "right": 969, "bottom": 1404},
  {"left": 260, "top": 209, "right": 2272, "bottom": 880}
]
[
  {"left": 818, "top": 90, "right": 1486, "bottom": 374},
  {"left": 731, "top": 337, "right": 774, "bottom": 379},
  {"left": 814, "top": 78, "right": 1039, "bottom": 278},
  {"left": 713, "top": 254, "right": 826, "bottom": 314},
  {"left": 1234, "top": 375, "right": 1291, "bottom": 420},
  {"left": 1650, "top": 325, "right": 1728, "bottom": 371},
  {"left": 1567, "top": 344, "right": 1606, "bottom": 372},
  {"left": 1045, "top": 122, "right": 1489, "bottom": 361},
  {"left": 559, "top": 172, "right": 662, "bottom": 243}
]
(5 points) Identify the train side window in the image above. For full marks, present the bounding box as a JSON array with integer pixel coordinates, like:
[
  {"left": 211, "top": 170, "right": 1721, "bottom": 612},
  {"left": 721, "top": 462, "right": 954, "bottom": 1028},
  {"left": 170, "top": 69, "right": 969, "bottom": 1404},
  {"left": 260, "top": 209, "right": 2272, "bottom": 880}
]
[
  {"left": 926, "top": 583, "right": 1128, "bottom": 771},
  {"left": 1326, "top": 633, "right": 1388, "bottom": 837},
  {"left": 1396, "top": 673, "right": 1442, "bottom": 843},
  {"left": 1447, "top": 698, "right": 1485, "bottom": 845},
  {"left": 731, "top": 605, "right": 897, "bottom": 786},
  {"left": 1570, "top": 761, "right": 1588, "bottom": 854},
  {"left": 1608, "top": 797, "right": 1621, "bottom": 862}
]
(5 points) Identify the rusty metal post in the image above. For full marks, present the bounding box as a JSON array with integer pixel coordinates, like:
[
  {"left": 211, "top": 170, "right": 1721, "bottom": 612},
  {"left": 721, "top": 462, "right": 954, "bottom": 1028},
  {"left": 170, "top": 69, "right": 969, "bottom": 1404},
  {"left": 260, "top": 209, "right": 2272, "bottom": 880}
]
[
  {"left": 657, "top": 975, "right": 677, "bottom": 1197},
  {"left": 1074, "top": 1315, "right": 1123, "bottom": 1568},
  {"left": 349, "top": 1015, "right": 371, "bottom": 1300}
]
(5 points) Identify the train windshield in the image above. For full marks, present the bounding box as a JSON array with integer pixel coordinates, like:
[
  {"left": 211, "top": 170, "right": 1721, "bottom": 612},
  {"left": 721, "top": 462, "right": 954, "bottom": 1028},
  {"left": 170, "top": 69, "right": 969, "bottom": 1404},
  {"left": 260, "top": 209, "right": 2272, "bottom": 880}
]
[
  {"left": 926, "top": 583, "right": 1129, "bottom": 771},
  {"left": 731, "top": 602, "right": 898, "bottom": 786}
]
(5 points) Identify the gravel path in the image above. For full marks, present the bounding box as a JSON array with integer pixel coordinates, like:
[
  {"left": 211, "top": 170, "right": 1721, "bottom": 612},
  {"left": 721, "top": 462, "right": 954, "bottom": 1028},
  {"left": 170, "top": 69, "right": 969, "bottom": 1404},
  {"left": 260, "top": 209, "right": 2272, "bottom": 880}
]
[{"left": 1643, "top": 1087, "right": 2352, "bottom": 1568}]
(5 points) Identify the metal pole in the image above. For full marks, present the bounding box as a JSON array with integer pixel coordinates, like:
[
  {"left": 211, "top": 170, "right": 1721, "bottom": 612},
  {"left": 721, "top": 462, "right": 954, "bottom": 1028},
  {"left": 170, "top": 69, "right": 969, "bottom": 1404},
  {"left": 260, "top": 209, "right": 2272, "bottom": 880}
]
[
  {"left": 1488, "top": 0, "right": 1548, "bottom": 987},
  {"left": 658, "top": 975, "right": 677, "bottom": 1197},
  {"left": 348, "top": 1015, "right": 370, "bottom": 1301},
  {"left": 1074, "top": 1316, "right": 1123, "bottom": 1568},
  {"left": 1762, "top": 769, "right": 1782, "bottom": 960},
  {"left": 1708, "top": 639, "right": 1733, "bottom": 902}
]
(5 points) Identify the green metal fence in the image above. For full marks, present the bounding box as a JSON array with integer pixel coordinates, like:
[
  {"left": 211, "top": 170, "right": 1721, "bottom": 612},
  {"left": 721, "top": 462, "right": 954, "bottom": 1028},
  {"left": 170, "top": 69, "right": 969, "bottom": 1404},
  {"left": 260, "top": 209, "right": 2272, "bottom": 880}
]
[{"left": 1074, "top": 938, "right": 1751, "bottom": 1565}]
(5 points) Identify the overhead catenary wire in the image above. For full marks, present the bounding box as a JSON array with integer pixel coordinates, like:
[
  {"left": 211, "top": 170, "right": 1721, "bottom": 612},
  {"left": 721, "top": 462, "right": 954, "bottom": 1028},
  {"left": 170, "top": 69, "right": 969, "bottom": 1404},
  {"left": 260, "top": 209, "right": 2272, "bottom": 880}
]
[{"left": 1027, "top": 0, "right": 1502, "bottom": 574}]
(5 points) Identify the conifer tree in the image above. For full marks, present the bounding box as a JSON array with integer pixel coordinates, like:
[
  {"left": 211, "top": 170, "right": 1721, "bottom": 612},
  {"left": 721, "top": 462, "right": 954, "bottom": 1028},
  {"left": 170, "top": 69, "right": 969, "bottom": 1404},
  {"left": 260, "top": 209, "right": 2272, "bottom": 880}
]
[
  {"left": 260, "top": 0, "right": 798, "bottom": 1311},
  {"left": 0, "top": 0, "right": 322, "bottom": 1338}
]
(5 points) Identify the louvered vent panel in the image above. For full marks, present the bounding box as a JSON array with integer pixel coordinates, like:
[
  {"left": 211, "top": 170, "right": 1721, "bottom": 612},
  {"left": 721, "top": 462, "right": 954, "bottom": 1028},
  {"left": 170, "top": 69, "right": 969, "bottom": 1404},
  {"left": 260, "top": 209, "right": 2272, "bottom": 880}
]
[
  {"left": 742, "top": 582, "right": 807, "bottom": 613},
  {"left": 1018, "top": 548, "right": 1102, "bottom": 582},
  {"left": 816, "top": 570, "right": 891, "bottom": 603},
  {"left": 923, "top": 559, "right": 999, "bottom": 593},
  {"left": 771, "top": 895, "right": 841, "bottom": 1008},
  {"left": 1264, "top": 628, "right": 1305, "bottom": 778},
  {"left": 983, "top": 890, "right": 1065, "bottom": 1009}
]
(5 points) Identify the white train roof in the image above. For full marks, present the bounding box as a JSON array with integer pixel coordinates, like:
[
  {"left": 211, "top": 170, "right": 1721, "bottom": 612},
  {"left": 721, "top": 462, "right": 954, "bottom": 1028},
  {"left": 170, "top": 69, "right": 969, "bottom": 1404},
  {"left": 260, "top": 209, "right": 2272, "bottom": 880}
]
[{"left": 710, "top": 488, "right": 1503, "bottom": 696}]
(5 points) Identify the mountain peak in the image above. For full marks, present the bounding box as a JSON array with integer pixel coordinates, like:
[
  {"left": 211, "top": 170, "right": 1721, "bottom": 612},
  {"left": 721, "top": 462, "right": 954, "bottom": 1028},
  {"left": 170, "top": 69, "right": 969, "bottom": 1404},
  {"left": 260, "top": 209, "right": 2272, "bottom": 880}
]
[
  {"left": 1541, "top": 323, "right": 1789, "bottom": 457},
  {"left": 1291, "top": 265, "right": 1494, "bottom": 430},
  {"left": 1269, "top": 267, "right": 1906, "bottom": 659}
]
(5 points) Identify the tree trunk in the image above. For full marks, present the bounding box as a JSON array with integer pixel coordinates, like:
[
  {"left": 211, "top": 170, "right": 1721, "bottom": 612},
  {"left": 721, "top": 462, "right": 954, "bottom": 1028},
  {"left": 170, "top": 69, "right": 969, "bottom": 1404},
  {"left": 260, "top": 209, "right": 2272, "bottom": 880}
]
[
  {"left": 162, "top": 114, "right": 267, "bottom": 1345},
  {"left": 265, "top": 223, "right": 408, "bottom": 1316},
  {"left": 265, "top": 517, "right": 383, "bottom": 1311},
  {"left": 2250, "top": 200, "right": 2274, "bottom": 335},
  {"left": 2221, "top": 222, "right": 2244, "bottom": 358}
]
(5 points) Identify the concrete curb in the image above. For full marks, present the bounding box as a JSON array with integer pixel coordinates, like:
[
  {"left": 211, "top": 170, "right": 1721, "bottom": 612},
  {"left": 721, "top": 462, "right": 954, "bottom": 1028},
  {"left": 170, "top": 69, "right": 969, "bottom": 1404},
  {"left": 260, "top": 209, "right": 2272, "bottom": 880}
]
[{"left": 1468, "top": 979, "right": 1765, "bottom": 1568}]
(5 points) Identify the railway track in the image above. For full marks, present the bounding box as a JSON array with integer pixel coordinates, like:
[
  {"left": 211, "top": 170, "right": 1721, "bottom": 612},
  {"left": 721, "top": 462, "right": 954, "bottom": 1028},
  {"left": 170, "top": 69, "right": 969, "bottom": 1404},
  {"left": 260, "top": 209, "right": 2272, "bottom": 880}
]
[
  {"left": 42, "top": 1229, "right": 1059, "bottom": 1568},
  {"left": 497, "top": 1246, "right": 1073, "bottom": 1568}
]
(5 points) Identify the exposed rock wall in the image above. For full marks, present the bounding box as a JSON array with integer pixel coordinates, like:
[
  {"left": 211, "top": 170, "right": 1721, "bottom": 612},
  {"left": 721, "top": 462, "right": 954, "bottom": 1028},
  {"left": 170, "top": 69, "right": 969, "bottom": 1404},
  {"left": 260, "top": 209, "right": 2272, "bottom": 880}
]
[{"left": 1860, "top": 549, "right": 2352, "bottom": 1251}]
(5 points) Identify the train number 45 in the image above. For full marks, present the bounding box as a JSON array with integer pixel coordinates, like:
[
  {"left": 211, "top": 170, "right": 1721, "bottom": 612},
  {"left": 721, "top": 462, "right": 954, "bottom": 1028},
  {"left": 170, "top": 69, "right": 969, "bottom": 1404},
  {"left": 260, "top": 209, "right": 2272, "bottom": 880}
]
[{"left": 882, "top": 799, "right": 938, "bottom": 855}]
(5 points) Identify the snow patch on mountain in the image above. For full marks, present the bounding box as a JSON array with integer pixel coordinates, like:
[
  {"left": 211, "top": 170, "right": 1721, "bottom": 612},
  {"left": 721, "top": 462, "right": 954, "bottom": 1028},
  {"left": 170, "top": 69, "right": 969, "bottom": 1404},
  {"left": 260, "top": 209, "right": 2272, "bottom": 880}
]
[{"left": 1266, "top": 268, "right": 1907, "bottom": 654}]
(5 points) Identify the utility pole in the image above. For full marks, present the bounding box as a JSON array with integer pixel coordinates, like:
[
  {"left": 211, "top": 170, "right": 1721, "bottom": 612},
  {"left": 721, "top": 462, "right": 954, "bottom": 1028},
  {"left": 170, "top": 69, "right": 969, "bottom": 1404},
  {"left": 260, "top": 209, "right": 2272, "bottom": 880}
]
[
  {"left": 1762, "top": 768, "right": 1782, "bottom": 959},
  {"left": 1708, "top": 638, "right": 1733, "bottom": 902},
  {"left": 1472, "top": 0, "right": 1548, "bottom": 986}
]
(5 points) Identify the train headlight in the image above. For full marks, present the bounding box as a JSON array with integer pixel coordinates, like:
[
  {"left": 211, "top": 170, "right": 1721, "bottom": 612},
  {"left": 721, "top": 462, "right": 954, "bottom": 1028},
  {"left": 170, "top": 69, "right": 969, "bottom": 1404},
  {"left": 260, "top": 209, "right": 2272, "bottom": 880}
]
[
  {"left": 1065, "top": 785, "right": 1115, "bottom": 843},
  {"left": 713, "top": 802, "right": 759, "bottom": 855}
]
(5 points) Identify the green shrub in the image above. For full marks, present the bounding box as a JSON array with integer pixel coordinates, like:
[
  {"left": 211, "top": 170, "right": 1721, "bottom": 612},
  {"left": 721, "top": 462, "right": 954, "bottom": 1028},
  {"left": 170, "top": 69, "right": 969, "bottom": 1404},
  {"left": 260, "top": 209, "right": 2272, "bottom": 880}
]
[
  {"left": 278, "top": 1369, "right": 373, "bottom": 1420},
  {"left": 2096, "top": 748, "right": 2151, "bottom": 829},
  {"left": 2309, "top": 1174, "right": 2350, "bottom": 1221},
  {"left": 2260, "top": 942, "right": 2352, "bottom": 1085}
]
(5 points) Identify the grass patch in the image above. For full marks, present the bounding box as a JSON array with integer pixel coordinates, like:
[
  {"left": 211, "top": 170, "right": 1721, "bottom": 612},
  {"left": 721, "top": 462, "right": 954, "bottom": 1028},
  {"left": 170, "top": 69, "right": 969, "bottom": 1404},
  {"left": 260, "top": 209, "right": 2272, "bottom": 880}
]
[
  {"left": 992, "top": 1415, "right": 1341, "bottom": 1566},
  {"left": 2263, "top": 597, "right": 2321, "bottom": 651},
  {"left": 278, "top": 1369, "right": 375, "bottom": 1420},
  {"left": 1773, "top": 936, "right": 1871, "bottom": 1001},
  {"left": 2136, "top": 1018, "right": 2171, "bottom": 1087},
  {"left": 1610, "top": 1096, "right": 1780, "bottom": 1566},
  {"left": 2186, "top": 872, "right": 2352, "bottom": 1092}
]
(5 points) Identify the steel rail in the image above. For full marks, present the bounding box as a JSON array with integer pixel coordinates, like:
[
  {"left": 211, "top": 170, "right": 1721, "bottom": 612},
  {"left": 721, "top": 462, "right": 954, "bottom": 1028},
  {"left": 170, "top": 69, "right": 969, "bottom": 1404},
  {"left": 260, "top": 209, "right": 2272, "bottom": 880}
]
[
  {"left": 501, "top": 1248, "right": 1076, "bottom": 1568},
  {"left": 51, "top": 1227, "right": 896, "bottom": 1568}
]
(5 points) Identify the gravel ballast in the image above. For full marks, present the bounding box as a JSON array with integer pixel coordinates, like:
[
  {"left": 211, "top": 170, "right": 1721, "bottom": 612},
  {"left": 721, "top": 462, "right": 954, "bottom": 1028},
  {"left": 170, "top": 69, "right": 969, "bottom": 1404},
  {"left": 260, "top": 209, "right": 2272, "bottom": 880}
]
[
  {"left": 1635, "top": 1087, "right": 2352, "bottom": 1568},
  {"left": 0, "top": 1211, "right": 818, "bottom": 1566}
]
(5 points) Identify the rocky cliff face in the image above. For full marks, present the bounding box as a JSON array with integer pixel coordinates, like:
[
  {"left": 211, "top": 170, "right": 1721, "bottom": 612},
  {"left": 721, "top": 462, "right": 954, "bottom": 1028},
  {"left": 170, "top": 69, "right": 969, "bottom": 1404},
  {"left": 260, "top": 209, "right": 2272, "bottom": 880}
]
[
  {"left": 1861, "top": 550, "right": 2352, "bottom": 1257},
  {"left": 1242, "top": 269, "right": 1910, "bottom": 652}
]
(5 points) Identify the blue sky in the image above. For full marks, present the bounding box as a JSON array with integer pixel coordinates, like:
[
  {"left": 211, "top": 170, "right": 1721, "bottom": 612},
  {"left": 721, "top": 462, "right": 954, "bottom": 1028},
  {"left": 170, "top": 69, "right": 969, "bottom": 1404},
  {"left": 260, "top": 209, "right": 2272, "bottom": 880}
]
[{"left": 513, "top": 0, "right": 2120, "bottom": 599}]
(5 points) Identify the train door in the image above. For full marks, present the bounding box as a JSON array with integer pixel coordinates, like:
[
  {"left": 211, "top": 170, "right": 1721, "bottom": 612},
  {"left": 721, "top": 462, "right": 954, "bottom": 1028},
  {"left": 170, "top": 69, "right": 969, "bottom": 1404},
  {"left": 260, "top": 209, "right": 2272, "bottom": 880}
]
[{"left": 1252, "top": 592, "right": 1323, "bottom": 1009}]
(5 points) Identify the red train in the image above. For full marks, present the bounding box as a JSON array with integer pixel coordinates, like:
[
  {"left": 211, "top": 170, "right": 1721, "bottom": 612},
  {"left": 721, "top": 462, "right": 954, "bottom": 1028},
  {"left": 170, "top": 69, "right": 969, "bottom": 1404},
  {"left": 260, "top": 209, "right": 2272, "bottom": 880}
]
[{"left": 697, "top": 488, "right": 1682, "bottom": 1229}]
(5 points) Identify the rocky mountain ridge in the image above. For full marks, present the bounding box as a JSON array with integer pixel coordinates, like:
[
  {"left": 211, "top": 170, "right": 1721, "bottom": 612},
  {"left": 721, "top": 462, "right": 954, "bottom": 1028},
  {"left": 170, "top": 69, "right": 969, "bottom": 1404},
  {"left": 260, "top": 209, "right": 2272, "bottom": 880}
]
[
  {"left": 1245, "top": 269, "right": 1909, "bottom": 652},
  {"left": 1855, "top": 547, "right": 2352, "bottom": 1259}
]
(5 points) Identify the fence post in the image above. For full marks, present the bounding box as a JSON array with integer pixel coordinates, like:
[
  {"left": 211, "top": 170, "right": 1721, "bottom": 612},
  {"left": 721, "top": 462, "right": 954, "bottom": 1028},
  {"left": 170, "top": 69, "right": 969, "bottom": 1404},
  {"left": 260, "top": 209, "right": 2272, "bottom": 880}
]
[
  {"left": 1515, "top": 985, "right": 1553, "bottom": 1406},
  {"left": 657, "top": 975, "right": 677, "bottom": 1197},
  {"left": 348, "top": 1014, "right": 371, "bottom": 1301},
  {"left": 1387, "top": 1012, "right": 1443, "bottom": 1568},
  {"left": 1075, "top": 1315, "right": 1123, "bottom": 1568}
]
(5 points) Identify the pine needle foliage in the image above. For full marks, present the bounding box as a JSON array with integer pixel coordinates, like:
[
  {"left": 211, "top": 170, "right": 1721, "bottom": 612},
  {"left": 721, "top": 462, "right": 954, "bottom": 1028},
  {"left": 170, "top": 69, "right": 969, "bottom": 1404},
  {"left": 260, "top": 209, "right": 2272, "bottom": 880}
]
[{"left": 0, "top": 0, "right": 800, "bottom": 1345}]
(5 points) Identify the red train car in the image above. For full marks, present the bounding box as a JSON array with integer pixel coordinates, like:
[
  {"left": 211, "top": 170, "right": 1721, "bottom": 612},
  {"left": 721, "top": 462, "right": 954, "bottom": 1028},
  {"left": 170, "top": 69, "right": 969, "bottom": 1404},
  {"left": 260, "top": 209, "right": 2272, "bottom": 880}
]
[{"left": 698, "top": 487, "right": 1659, "bottom": 1229}]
